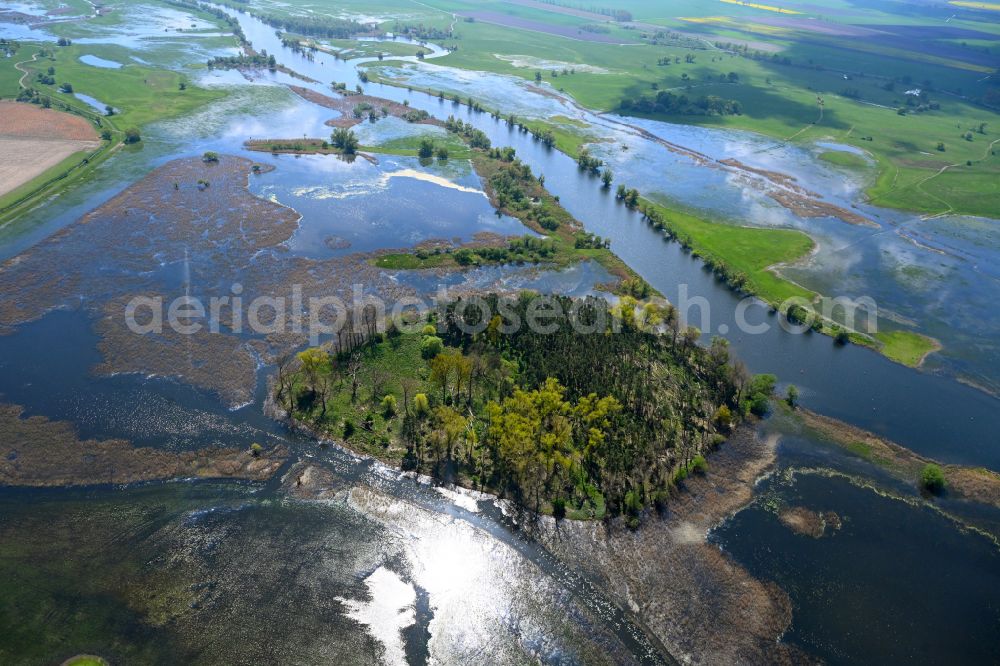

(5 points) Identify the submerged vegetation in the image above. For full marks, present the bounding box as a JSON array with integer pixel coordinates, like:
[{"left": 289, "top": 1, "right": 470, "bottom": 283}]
[{"left": 279, "top": 294, "right": 765, "bottom": 521}]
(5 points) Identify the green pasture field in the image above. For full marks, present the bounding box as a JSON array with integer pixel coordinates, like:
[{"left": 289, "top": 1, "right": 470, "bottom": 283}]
[
  {"left": 385, "top": 2, "right": 1000, "bottom": 218},
  {"left": 10, "top": 42, "right": 225, "bottom": 130}
]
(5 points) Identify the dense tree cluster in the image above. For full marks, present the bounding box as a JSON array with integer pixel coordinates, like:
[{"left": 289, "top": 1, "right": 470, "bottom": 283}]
[
  {"left": 715, "top": 41, "right": 792, "bottom": 65},
  {"left": 429, "top": 295, "right": 752, "bottom": 518},
  {"left": 448, "top": 236, "right": 558, "bottom": 266},
  {"left": 444, "top": 115, "right": 491, "bottom": 149},
  {"left": 402, "top": 108, "right": 430, "bottom": 122},
  {"left": 282, "top": 294, "right": 774, "bottom": 523},
  {"left": 484, "top": 156, "right": 569, "bottom": 233},
  {"left": 206, "top": 51, "right": 277, "bottom": 70},
  {"left": 577, "top": 148, "right": 603, "bottom": 172},
  {"left": 621, "top": 90, "right": 743, "bottom": 116},
  {"left": 574, "top": 231, "right": 609, "bottom": 250},
  {"left": 392, "top": 22, "right": 453, "bottom": 42},
  {"left": 252, "top": 13, "right": 362, "bottom": 39}
]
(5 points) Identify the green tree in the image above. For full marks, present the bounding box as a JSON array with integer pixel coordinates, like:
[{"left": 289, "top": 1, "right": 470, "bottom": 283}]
[
  {"left": 920, "top": 464, "right": 946, "bottom": 494},
  {"left": 418, "top": 138, "right": 434, "bottom": 159},
  {"left": 713, "top": 405, "right": 733, "bottom": 431},
  {"left": 786, "top": 384, "right": 799, "bottom": 408},
  {"left": 331, "top": 127, "right": 359, "bottom": 154},
  {"left": 297, "top": 347, "right": 332, "bottom": 414},
  {"left": 124, "top": 127, "right": 141, "bottom": 144},
  {"left": 601, "top": 169, "right": 613, "bottom": 188},
  {"left": 421, "top": 335, "right": 444, "bottom": 359},
  {"left": 413, "top": 393, "right": 430, "bottom": 417}
]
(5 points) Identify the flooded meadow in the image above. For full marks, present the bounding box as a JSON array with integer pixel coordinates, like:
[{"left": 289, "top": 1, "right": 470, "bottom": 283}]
[{"left": 2, "top": 2, "right": 1000, "bottom": 664}]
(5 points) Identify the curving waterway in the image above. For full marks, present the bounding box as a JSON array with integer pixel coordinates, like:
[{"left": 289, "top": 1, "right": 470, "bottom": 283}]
[{"left": 1, "top": 3, "right": 999, "bottom": 663}]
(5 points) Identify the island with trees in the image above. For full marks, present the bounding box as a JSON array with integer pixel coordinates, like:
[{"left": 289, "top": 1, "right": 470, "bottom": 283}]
[{"left": 275, "top": 293, "right": 773, "bottom": 523}]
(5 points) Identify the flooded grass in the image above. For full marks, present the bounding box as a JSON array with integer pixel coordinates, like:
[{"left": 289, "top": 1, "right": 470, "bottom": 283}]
[{"left": 0, "top": 402, "right": 286, "bottom": 486}]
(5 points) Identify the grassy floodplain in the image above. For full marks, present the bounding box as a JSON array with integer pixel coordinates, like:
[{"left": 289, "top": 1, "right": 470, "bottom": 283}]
[
  {"left": 818, "top": 149, "right": 868, "bottom": 169},
  {"left": 642, "top": 199, "right": 816, "bottom": 304},
  {"left": 359, "top": 0, "right": 1000, "bottom": 219},
  {"left": 12, "top": 42, "right": 225, "bottom": 129}
]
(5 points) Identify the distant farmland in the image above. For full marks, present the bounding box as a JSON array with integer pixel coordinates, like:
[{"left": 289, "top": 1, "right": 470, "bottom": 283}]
[{"left": 456, "top": 11, "right": 637, "bottom": 44}]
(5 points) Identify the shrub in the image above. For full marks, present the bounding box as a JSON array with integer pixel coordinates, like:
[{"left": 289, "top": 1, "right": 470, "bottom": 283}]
[
  {"left": 624, "top": 489, "right": 643, "bottom": 516},
  {"left": 343, "top": 419, "right": 355, "bottom": 439},
  {"left": 381, "top": 394, "right": 398, "bottom": 417},
  {"left": 123, "top": 127, "right": 141, "bottom": 144},
  {"left": 420, "top": 335, "right": 444, "bottom": 359},
  {"left": 552, "top": 497, "right": 566, "bottom": 519},
  {"left": 920, "top": 464, "right": 946, "bottom": 494},
  {"left": 751, "top": 374, "right": 777, "bottom": 396},
  {"left": 250, "top": 442, "right": 263, "bottom": 457},
  {"left": 786, "top": 385, "right": 799, "bottom": 408},
  {"left": 749, "top": 393, "right": 770, "bottom": 417},
  {"left": 713, "top": 405, "right": 733, "bottom": 430},
  {"left": 417, "top": 138, "right": 434, "bottom": 158},
  {"left": 690, "top": 455, "right": 708, "bottom": 475},
  {"left": 202, "top": 151, "right": 219, "bottom": 162}
]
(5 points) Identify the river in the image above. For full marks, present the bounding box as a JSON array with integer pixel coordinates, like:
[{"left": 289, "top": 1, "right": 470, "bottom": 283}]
[
  {"left": 203, "top": 2, "right": 1000, "bottom": 469},
  {"left": 1, "top": 3, "right": 998, "bottom": 663}
]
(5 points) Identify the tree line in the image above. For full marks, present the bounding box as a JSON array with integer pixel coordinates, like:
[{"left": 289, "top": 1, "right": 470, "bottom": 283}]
[{"left": 621, "top": 90, "right": 743, "bottom": 116}]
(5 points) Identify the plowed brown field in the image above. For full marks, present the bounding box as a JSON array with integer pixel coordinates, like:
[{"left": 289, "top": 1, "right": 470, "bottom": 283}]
[{"left": 0, "top": 101, "right": 101, "bottom": 197}]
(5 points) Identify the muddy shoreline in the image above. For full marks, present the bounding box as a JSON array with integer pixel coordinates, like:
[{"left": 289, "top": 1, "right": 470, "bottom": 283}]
[
  {"left": 530, "top": 426, "right": 811, "bottom": 664},
  {"left": 288, "top": 85, "right": 444, "bottom": 130},
  {"left": 0, "top": 403, "right": 287, "bottom": 487},
  {"left": 798, "top": 407, "right": 1000, "bottom": 510}
]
